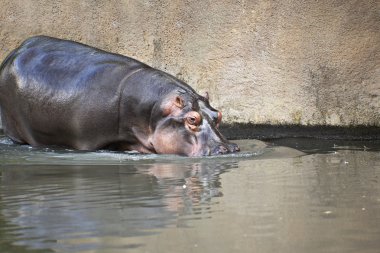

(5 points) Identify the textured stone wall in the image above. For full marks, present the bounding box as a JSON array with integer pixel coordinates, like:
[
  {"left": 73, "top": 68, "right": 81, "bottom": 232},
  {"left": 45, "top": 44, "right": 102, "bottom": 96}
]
[{"left": 0, "top": 0, "right": 379, "bottom": 127}]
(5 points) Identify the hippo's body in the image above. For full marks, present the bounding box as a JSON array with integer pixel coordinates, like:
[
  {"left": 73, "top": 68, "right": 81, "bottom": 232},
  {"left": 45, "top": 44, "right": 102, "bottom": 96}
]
[{"left": 0, "top": 36, "right": 239, "bottom": 156}]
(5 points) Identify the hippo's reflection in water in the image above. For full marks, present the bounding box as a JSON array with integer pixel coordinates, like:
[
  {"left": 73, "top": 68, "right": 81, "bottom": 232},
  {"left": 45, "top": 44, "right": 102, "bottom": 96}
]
[
  {"left": 145, "top": 161, "right": 237, "bottom": 214},
  {"left": 0, "top": 160, "right": 236, "bottom": 251}
]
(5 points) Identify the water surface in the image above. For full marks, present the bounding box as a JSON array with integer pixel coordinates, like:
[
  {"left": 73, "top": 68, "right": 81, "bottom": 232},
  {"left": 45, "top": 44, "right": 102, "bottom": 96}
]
[{"left": 1, "top": 137, "right": 380, "bottom": 253}]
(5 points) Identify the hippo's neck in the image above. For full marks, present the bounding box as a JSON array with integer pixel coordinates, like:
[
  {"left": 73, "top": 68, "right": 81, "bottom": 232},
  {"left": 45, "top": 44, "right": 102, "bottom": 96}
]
[{"left": 117, "top": 67, "right": 148, "bottom": 135}]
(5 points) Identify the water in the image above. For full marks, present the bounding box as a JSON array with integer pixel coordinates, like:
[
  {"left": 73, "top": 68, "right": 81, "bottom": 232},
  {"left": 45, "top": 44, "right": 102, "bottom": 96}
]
[{"left": 1, "top": 136, "right": 380, "bottom": 253}]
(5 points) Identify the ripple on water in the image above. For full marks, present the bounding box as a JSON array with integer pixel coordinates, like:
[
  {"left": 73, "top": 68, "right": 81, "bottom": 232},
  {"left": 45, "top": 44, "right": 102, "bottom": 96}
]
[
  {"left": 5, "top": 137, "right": 379, "bottom": 252},
  {"left": 0, "top": 137, "right": 274, "bottom": 166}
]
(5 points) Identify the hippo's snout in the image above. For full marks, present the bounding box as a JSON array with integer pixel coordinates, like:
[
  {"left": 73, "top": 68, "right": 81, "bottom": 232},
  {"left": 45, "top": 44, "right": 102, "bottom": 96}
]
[
  {"left": 210, "top": 142, "right": 240, "bottom": 156},
  {"left": 212, "top": 145, "right": 229, "bottom": 155},
  {"left": 228, "top": 143, "right": 240, "bottom": 152}
]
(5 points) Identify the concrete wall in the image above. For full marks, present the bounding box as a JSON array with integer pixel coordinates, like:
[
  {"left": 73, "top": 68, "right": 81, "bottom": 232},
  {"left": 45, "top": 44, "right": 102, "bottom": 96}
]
[{"left": 0, "top": 0, "right": 379, "bottom": 127}]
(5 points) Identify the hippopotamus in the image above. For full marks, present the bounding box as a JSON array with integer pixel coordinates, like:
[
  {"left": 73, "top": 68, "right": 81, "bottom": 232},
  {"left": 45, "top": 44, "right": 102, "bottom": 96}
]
[{"left": 0, "top": 36, "right": 239, "bottom": 156}]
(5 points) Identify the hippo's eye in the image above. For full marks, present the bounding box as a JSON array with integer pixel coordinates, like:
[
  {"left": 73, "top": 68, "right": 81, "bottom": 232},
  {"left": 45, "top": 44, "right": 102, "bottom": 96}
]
[
  {"left": 186, "top": 115, "right": 201, "bottom": 126},
  {"left": 188, "top": 117, "right": 197, "bottom": 125},
  {"left": 185, "top": 111, "right": 202, "bottom": 129}
]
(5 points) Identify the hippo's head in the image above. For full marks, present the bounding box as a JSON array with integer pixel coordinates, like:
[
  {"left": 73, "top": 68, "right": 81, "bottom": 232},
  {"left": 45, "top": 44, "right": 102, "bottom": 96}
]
[{"left": 150, "top": 89, "right": 240, "bottom": 156}]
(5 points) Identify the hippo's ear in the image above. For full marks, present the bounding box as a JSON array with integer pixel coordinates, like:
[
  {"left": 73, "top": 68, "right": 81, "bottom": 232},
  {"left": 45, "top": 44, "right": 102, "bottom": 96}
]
[
  {"left": 204, "top": 91, "right": 210, "bottom": 101},
  {"left": 161, "top": 95, "right": 185, "bottom": 116},
  {"left": 174, "top": 96, "right": 184, "bottom": 108}
]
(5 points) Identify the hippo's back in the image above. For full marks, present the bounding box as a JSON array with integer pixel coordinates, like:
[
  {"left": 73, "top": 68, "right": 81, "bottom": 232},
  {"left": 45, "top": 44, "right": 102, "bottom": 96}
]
[
  {"left": 0, "top": 36, "right": 147, "bottom": 149},
  {"left": 1, "top": 36, "right": 145, "bottom": 94}
]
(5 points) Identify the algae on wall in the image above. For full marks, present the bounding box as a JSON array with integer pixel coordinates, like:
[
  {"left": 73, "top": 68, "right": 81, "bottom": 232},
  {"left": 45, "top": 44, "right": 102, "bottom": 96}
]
[{"left": 0, "top": 0, "right": 379, "bottom": 127}]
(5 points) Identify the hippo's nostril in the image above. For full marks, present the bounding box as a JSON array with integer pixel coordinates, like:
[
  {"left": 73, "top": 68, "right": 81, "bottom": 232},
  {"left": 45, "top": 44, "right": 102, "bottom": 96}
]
[
  {"left": 210, "top": 145, "right": 228, "bottom": 155},
  {"left": 219, "top": 145, "right": 228, "bottom": 154},
  {"left": 228, "top": 143, "right": 240, "bottom": 152}
]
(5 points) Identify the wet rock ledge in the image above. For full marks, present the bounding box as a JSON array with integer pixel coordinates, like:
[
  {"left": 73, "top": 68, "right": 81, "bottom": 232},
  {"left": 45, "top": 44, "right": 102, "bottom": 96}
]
[{"left": 220, "top": 124, "right": 380, "bottom": 141}]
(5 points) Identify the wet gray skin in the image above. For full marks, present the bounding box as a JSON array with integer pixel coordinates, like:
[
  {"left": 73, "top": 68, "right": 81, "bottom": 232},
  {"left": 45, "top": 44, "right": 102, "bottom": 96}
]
[
  {"left": 141, "top": 75, "right": 240, "bottom": 156},
  {"left": 0, "top": 36, "right": 239, "bottom": 156}
]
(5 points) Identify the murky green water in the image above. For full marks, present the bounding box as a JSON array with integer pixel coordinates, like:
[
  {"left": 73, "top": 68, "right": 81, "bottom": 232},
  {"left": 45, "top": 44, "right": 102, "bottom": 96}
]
[{"left": 1, "top": 136, "right": 380, "bottom": 253}]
